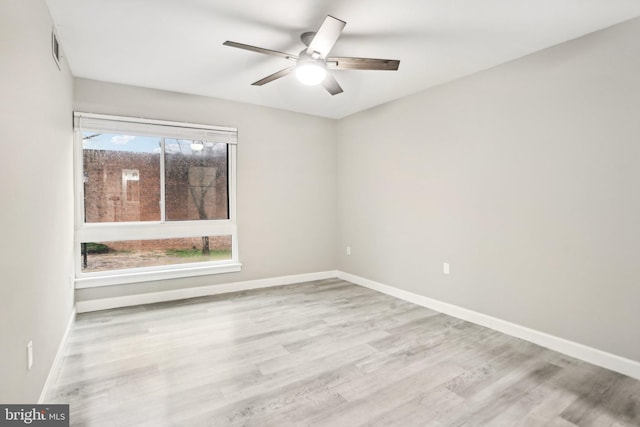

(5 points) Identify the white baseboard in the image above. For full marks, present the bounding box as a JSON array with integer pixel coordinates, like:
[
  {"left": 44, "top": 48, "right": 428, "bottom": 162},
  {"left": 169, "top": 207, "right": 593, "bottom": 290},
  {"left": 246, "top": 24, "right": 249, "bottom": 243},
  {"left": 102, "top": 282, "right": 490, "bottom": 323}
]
[
  {"left": 337, "top": 271, "right": 640, "bottom": 381},
  {"left": 75, "top": 270, "right": 339, "bottom": 313},
  {"left": 73, "top": 269, "right": 640, "bottom": 380},
  {"left": 39, "top": 308, "right": 76, "bottom": 403}
]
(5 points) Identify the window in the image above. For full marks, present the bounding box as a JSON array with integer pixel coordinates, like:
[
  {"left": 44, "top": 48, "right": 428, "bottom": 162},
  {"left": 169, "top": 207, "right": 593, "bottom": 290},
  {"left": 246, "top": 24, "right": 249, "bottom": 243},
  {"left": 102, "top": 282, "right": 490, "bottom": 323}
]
[
  {"left": 122, "top": 170, "right": 140, "bottom": 202},
  {"left": 74, "top": 112, "right": 239, "bottom": 287}
]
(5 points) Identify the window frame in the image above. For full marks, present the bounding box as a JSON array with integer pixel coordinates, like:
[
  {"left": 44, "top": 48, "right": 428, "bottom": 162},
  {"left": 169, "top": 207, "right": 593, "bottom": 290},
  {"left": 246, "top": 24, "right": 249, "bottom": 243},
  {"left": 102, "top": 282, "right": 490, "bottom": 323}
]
[{"left": 73, "top": 112, "right": 240, "bottom": 288}]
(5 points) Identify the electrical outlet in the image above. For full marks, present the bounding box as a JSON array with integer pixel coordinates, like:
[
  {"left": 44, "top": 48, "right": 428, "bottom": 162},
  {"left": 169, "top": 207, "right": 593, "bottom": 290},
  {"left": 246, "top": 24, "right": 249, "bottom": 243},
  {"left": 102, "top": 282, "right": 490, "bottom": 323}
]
[
  {"left": 443, "top": 262, "right": 450, "bottom": 275},
  {"left": 346, "top": 246, "right": 351, "bottom": 256},
  {"left": 27, "top": 341, "right": 33, "bottom": 370}
]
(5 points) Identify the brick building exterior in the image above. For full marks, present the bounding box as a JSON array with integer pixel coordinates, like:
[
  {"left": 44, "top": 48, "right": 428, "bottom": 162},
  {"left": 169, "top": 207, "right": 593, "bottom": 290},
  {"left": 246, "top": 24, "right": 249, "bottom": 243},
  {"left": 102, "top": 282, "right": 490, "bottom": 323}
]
[{"left": 83, "top": 149, "right": 230, "bottom": 252}]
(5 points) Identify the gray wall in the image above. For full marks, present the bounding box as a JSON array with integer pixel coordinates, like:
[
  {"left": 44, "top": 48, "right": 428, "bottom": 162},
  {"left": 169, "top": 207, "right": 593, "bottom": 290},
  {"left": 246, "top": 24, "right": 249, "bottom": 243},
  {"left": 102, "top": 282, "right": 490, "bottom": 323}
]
[
  {"left": 337, "top": 17, "right": 640, "bottom": 362},
  {"left": 74, "top": 79, "right": 337, "bottom": 302},
  {"left": 0, "top": 0, "right": 75, "bottom": 402},
  {"left": 3, "top": 3, "right": 638, "bottom": 402}
]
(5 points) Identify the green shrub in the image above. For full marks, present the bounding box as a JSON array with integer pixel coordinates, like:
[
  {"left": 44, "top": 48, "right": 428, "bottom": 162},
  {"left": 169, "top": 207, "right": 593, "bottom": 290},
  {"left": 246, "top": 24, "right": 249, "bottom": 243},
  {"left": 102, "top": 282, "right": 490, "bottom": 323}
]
[{"left": 85, "top": 242, "right": 109, "bottom": 254}]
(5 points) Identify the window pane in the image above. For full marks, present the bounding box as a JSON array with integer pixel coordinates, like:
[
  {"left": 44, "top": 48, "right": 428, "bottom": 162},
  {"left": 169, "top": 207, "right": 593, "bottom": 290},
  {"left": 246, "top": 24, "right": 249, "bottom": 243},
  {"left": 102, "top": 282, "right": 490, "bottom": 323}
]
[
  {"left": 164, "top": 139, "right": 229, "bottom": 221},
  {"left": 83, "top": 132, "right": 161, "bottom": 222},
  {"left": 80, "top": 236, "right": 232, "bottom": 273}
]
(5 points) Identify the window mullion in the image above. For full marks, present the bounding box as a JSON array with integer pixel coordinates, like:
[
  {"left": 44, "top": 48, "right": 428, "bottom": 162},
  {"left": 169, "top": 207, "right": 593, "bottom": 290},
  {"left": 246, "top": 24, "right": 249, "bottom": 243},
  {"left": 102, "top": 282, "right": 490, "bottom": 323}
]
[{"left": 160, "top": 137, "right": 166, "bottom": 222}]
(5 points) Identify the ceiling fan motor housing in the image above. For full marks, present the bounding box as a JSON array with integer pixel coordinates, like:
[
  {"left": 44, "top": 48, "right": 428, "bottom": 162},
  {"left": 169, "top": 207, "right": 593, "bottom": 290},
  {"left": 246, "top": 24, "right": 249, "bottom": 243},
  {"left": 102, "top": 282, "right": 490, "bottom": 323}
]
[{"left": 300, "top": 32, "right": 316, "bottom": 47}]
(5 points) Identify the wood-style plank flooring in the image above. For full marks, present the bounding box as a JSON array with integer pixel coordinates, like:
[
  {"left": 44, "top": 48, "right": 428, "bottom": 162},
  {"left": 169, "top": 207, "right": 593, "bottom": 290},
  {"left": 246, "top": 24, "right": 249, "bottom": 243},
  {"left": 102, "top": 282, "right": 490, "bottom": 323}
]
[{"left": 48, "top": 279, "right": 640, "bottom": 426}]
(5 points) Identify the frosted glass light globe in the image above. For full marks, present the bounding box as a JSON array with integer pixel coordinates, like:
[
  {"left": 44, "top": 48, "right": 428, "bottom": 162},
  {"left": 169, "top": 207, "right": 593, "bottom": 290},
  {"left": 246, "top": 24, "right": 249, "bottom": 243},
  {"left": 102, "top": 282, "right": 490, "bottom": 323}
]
[{"left": 295, "top": 62, "right": 327, "bottom": 86}]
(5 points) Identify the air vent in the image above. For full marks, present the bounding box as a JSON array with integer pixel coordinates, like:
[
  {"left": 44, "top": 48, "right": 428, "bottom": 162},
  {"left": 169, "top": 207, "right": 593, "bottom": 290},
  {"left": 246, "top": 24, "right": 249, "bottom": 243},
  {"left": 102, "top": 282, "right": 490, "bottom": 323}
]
[{"left": 51, "top": 29, "right": 61, "bottom": 69}]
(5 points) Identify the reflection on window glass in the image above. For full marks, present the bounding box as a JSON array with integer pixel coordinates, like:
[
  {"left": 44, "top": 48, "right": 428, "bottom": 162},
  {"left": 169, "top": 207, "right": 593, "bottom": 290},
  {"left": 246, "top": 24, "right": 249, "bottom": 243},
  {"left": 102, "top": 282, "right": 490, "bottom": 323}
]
[
  {"left": 80, "top": 236, "right": 232, "bottom": 273},
  {"left": 82, "top": 132, "right": 161, "bottom": 222},
  {"left": 164, "top": 139, "right": 229, "bottom": 221}
]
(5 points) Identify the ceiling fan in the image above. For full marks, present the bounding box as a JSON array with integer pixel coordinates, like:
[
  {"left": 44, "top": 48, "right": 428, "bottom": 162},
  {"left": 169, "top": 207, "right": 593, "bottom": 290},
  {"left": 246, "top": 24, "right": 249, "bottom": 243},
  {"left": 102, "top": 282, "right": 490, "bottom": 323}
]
[{"left": 223, "top": 15, "right": 400, "bottom": 95}]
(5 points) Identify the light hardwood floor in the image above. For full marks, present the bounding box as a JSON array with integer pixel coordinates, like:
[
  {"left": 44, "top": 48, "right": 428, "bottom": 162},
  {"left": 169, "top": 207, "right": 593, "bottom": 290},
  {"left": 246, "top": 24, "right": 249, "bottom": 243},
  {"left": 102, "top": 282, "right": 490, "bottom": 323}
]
[{"left": 48, "top": 279, "right": 640, "bottom": 426}]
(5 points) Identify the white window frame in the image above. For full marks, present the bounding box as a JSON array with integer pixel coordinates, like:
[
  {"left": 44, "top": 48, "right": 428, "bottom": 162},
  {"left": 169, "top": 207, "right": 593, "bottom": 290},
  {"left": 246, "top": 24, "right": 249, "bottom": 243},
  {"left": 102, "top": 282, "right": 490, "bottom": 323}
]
[{"left": 73, "top": 112, "right": 240, "bottom": 288}]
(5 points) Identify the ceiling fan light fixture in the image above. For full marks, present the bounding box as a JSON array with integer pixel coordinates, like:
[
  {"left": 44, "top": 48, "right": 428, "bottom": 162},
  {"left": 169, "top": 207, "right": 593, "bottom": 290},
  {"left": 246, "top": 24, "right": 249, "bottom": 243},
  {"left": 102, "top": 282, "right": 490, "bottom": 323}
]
[{"left": 295, "top": 60, "right": 326, "bottom": 86}]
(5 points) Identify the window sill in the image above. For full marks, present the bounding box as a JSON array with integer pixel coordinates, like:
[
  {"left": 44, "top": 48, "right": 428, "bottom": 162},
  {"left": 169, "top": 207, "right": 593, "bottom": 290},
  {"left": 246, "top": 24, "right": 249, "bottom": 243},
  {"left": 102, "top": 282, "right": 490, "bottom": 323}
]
[{"left": 75, "top": 262, "right": 242, "bottom": 289}]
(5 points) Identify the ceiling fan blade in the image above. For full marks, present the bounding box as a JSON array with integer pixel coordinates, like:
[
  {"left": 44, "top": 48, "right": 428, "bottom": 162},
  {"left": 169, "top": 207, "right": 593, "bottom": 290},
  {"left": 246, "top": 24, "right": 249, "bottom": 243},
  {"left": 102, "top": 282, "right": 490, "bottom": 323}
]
[
  {"left": 224, "top": 41, "right": 297, "bottom": 61},
  {"left": 327, "top": 57, "right": 400, "bottom": 71},
  {"left": 251, "top": 66, "right": 296, "bottom": 86},
  {"left": 306, "top": 15, "right": 346, "bottom": 59},
  {"left": 322, "top": 73, "right": 343, "bottom": 96}
]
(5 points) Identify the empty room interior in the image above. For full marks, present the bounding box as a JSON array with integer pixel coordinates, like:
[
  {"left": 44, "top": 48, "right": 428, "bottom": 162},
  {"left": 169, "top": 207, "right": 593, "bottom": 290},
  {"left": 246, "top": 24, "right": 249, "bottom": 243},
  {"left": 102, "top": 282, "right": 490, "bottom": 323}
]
[{"left": 2, "top": 0, "right": 640, "bottom": 425}]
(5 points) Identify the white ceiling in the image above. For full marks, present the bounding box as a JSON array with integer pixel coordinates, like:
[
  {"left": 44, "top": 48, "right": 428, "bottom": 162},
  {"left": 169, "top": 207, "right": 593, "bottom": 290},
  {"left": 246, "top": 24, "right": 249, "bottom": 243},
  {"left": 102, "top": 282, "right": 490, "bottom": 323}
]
[{"left": 46, "top": 0, "right": 640, "bottom": 119}]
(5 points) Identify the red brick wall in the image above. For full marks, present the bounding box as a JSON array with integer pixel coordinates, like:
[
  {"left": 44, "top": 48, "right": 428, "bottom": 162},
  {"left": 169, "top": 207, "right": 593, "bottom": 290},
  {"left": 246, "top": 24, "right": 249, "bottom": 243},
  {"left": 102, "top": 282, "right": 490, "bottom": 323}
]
[
  {"left": 83, "top": 149, "right": 230, "bottom": 251},
  {"left": 83, "top": 150, "right": 161, "bottom": 222},
  {"left": 107, "top": 236, "right": 232, "bottom": 252}
]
